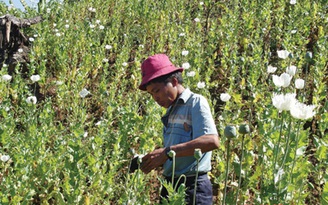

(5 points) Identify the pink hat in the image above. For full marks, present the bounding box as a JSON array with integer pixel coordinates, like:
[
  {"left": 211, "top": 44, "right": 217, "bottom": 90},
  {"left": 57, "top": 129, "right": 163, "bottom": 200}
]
[{"left": 139, "top": 54, "right": 183, "bottom": 91}]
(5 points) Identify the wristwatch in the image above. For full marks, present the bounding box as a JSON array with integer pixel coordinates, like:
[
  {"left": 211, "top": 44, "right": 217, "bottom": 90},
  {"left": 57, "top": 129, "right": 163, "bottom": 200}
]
[{"left": 165, "top": 146, "right": 173, "bottom": 160}]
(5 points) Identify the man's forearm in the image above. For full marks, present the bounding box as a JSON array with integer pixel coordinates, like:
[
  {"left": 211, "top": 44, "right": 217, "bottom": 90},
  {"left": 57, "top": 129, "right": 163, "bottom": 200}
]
[{"left": 169, "top": 134, "right": 219, "bottom": 157}]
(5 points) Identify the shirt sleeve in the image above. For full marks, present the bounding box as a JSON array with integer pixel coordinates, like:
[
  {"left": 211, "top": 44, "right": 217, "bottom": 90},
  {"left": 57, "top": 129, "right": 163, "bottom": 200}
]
[{"left": 191, "top": 95, "right": 218, "bottom": 139}]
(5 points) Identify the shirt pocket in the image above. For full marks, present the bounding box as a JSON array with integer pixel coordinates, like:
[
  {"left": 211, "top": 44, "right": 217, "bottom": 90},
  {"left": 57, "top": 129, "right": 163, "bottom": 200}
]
[{"left": 172, "top": 122, "right": 192, "bottom": 143}]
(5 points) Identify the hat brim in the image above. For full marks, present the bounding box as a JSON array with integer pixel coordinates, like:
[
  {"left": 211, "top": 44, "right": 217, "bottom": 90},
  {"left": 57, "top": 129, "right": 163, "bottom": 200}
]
[{"left": 139, "top": 66, "right": 183, "bottom": 91}]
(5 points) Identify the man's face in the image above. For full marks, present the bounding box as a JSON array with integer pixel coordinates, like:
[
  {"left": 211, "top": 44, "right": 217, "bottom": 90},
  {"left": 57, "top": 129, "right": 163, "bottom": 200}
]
[{"left": 146, "top": 81, "right": 178, "bottom": 108}]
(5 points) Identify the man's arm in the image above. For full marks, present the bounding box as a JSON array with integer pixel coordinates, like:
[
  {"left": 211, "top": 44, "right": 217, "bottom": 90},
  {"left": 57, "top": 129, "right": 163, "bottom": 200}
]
[
  {"left": 140, "top": 134, "right": 219, "bottom": 174},
  {"left": 169, "top": 134, "right": 219, "bottom": 157}
]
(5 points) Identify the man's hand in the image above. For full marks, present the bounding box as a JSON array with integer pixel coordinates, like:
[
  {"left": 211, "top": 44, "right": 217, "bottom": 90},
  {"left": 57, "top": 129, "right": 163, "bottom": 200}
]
[{"left": 140, "top": 147, "right": 168, "bottom": 174}]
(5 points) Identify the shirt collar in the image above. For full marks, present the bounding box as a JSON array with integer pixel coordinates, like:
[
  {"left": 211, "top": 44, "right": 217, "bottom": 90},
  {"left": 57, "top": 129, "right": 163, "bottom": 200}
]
[
  {"left": 163, "top": 88, "right": 192, "bottom": 119},
  {"left": 177, "top": 88, "right": 192, "bottom": 104}
]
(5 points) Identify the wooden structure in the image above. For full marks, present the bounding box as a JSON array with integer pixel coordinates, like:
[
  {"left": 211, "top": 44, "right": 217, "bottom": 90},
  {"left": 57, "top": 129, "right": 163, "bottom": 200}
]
[{"left": 0, "top": 14, "right": 42, "bottom": 73}]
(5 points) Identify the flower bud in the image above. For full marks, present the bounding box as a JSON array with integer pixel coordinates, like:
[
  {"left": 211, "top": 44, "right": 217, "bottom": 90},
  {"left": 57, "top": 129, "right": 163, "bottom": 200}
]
[
  {"left": 288, "top": 52, "right": 294, "bottom": 59},
  {"left": 194, "top": 148, "right": 202, "bottom": 160},
  {"left": 224, "top": 125, "right": 237, "bottom": 139},
  {"left": 238, "top": 124, "right": 250, "bottom": 134},
  {"left": 305, "top": 51, "right": 313, "bottom": 63}
]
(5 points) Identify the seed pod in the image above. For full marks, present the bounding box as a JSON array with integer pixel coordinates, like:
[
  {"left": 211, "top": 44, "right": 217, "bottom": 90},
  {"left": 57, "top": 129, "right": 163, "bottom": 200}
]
[
  {"left": 224, "top": 125, "right": 237, "bottom": 139},
  {"left": 288, "top": 52, "right": 294, "bottom": 59},
  {"left": 238, "top": 124, "right": 250, "bottom": 134},
  {"left": 305, "top": 51, "right": 313, "bottom": 63},
  {"left": 194, "top": 148, "right": 202, "bottom": 160},
  {"left": 168, "top": 150, "right": 176, "bottom": 158}
]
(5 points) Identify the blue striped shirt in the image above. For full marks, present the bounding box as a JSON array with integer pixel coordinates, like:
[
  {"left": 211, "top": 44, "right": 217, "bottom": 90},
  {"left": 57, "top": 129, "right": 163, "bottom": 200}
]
[{"left": 161, "top": 89, "right": 218, "bottom": 177}]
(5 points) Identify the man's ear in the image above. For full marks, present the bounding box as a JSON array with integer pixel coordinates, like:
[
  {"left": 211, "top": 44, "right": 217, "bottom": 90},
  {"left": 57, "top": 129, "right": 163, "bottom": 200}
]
[{"left": 171, "top": 77, "right": 179, "bottom": 87}]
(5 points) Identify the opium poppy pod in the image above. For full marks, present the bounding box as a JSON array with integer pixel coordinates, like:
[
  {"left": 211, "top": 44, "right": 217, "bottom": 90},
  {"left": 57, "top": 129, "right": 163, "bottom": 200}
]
[
  {"left": 238, "top": 124, "right": 250, "bottom": 134},
  {"left": 224, "top": 125, "right": 237, "bottom": 139}
]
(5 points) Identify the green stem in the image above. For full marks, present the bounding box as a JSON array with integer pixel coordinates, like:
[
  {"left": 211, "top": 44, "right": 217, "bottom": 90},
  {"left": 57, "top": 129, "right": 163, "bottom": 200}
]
[
  {"left": 172, "top": 155, "right": 176, "bottom": 185},
  {"left": 272, "top": 111, "right": 285, "bottom": 198},
  {"left": 260, "top": 140, "right": 265, "bottom": 204},
  {"left": 235, "top": 134, "right": 245, "bottom": 205},
  {"left": 223, "top": 139, "right": 231, "bottom": 205},
  {"left": 280, "top": 115, "right": 292, "bottom": 168},
  {"left": 174, "top": 175, "right": 186, "bottom": 190},
  {"left": 289, "top": 121, "right": 301, "bottom": 184}
]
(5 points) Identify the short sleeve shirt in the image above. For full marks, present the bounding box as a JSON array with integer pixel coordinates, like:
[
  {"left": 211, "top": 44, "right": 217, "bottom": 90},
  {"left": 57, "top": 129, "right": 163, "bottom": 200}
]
[{"left": 161, "top": 89, "right": 218, "bottom": 177}]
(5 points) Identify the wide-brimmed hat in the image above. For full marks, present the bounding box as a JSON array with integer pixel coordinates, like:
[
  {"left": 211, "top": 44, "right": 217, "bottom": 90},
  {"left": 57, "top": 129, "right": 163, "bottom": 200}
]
[{"left": 139, "top": 54, "right": 183, "bottom": 91}]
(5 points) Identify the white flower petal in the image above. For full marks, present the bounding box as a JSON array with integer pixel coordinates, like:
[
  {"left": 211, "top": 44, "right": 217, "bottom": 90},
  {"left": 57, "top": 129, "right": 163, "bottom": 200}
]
[
  {"left": 220, "top": 93, "right": 231, "bottom": 102},
  {"left": 2, "top": 74, "right": 12, "bottom": 81},
  {"left": 182, "top": 50, "right": 189, "bottom": 56},
  {"left": 267, "top": 65, "right": 277, "bottom": 73},
  {"left": 30, "top": 74, "right": 41, "bottom": 82},
  {"left": 197, "top": 81, "right": 205, "bottom": 89},
  {"left": 295, "top": 79, "right": 305, "bottom": 89},
  {"left": 79, "top": 88, "right": 90, "bottom": 98},
  {"left": 272, "top": 93, "right": 296, "bottom": 111},
  {"left": 286, "top": 65, "right": 297, "bottom": 76},
  {"left": 182, "top": 62, "right": 190, "bottom": 69},
  {"left": 0, "top": 155, "right": 10, "bottom": 162},
  {"left": 277, "top": 50, "right": 290, "bottom": 59}
]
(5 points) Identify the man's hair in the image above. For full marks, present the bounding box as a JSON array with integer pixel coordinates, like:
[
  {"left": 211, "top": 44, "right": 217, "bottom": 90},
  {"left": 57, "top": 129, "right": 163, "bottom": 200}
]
[{"left": 146, "top": 71, "right": 183, "bottom": 88}]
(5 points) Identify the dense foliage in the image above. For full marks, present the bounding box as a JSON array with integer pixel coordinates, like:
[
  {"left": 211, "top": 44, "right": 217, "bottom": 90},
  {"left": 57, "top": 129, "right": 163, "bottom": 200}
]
[{"left": 0, "top": 0, "right": 327, "bottom": 204}]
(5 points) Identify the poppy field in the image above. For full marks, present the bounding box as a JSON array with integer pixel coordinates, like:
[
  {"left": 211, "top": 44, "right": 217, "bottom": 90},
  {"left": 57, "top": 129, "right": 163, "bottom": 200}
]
[{"left": 0, "top": 0, "right": 327, "bottom": 204}]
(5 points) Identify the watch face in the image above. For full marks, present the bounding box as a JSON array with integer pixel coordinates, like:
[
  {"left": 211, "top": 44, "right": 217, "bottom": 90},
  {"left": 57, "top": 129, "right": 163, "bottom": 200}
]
[{"left": 129, "top": 156, "right": 140, "bottom": 173}]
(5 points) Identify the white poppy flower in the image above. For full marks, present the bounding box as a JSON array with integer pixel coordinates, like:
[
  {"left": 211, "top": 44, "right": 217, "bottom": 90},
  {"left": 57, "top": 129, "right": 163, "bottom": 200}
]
[
  {"left": 197, "top": 81, "right": 205, "bottom": 89},
  {"left": 272, "top": 73, "right": 292, "bottom": 88},
  {"left": 186, "top": 71, "right": 196, "bottom": 77},
  {"left": 182, "top": 50, "right": 189, "bottom": 56},
  {"left": 295, "top": 79, "right": 305, "bottom": 89},
  {"left": 272, "top": 93, "right": 296, "bottom": 111},
  {"left": 55, "top": 81, "right": 63, "bottom": 85},
  {"left": 105, "top": 45, "right": 112, "bottom": 50},
  {"left": 286, "top": 65, "right": 297, "bottom": 76},
  {"left": 194, "top": 18, "right": 200, "bottom": 22},
  {"left": 290, "top": 0, "right": 296, "bottom": 4},
  {"left": 290, "top": 101, "right": 316, "bottom": 120},
  {"left": 277, "top": 50, "right": 290, "bottom": 59},
  {"left": 88, "top": 7, "right": 96, "bottom": 12},
  {"left": 220, "top": 93, "right": 231, "bottom": 102},
  {"left": 0, "top": 155, "right": 10, "bottom": 162},
  {"left": 267, "top": 65, "right": 277, "bottom": 73},
  {"left": 83, "top": 132, "right": 88, "bottom": 138},
  {"left": 30, "top": 74, "right": 41, "bottom": 82},
  {"left": 2, "top": 74, "right": 12, "bottom": 82},
  {"left": 274, "top": 168, "right": 285, "bottom": 184},
  {"left": 182, "top": 62, "right": 190, "bottom": 69},
  {"left": 79, "top": 88, "right": 90, "bottom": 98},
  {"left": 122, "top": 62, "right": 128, "bottom": 67},
  {"left": 26, "top": 96, "right": 37, "bottom": 104}
]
